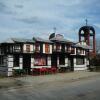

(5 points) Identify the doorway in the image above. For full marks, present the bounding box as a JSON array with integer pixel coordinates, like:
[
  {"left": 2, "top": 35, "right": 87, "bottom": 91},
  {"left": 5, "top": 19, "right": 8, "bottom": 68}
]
[
  {"left": 23, "top": 54, "right": 31, "bottom": 74},
  {"left": 68, "top": 57, "right": 74, "bottom": 71},
  {"left": 51, "top": 54, "right": 57, "bottom": 67}
]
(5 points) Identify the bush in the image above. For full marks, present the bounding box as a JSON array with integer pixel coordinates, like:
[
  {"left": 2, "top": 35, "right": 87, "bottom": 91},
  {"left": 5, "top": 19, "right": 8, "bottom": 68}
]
[{"left": 90, "top": 54, "right": 100, "bottom": 71}]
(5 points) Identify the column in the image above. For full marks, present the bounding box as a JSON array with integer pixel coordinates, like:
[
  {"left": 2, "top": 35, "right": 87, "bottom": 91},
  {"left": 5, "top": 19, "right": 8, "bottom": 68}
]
[
  {"left": 47, "top": 56, "right": 51, "bottom": 68},
  {"left": 85, "top": 58, "right": 88, "bottom": 70},
  {"left": 50, "top": 45, "right": 52, "bottom": 54},
  {"left": 73, "top": 58, "right": 76, "bottom": 70},
  {"left": 31, "top": 55, "right": 34, "bottom": 69},
  {"left": 7, "top": 55, "right": 13, "bottom": 76},
  {"left": 19, "top": 55, "right": 23, "bottom": 69},
  {"left": 74, "top": 48, "right": 76, "bottom": 55},
  {"left": 57, "top": 56, "right": 59, "bottom": 68},
  {"left": 65, "top": 57, "right": 68, "bottom": 67},
  {"left": 43, "top": 44, "right": 45, "bottom": 53}
]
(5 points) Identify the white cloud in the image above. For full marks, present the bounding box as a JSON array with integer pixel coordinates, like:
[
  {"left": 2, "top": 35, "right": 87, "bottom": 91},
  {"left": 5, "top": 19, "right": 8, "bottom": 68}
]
[{"left": 0, "top": 0, "right": 100, "bottom": 42}]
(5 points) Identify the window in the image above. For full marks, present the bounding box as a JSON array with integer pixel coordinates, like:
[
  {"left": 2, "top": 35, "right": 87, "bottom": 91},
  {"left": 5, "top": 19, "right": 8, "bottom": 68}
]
[
  {"left": 34, "top": 55, "right": 47, "bottom": 66},
  {"left": 26, "top": 45, "right": 30, "bottom": 52},
  {"left": 14, "top": 45, "right": 21, "bottom": 52},
  {"left": 56, "top": 44, "right": 61, "bottom": 51},
  {"left": 0, "top": 56, "right": 6, "bottom": 67},
  {"left": 0, "top": 56, "right": 4, "bottom": 66},
  {"left": 13, "top": 55, "right": 19, "bottom": 67},
  {"left": 76, "top": 48, "right": 81, "bottom": 54},
  {"left": 76, "top": 58, "right": 85, "bottom": 65},
  {"left": 71, "top": 47, "right": 75, "bottom": 54},
  {"left": 45, "top": 44, "right": 50, "bottom": 53},
  {"left": 81, "top": 49, "right": 84, "bottom": 54},
  {"left": 67, "top": 46, "right": 71, "bottom": 53},
  {"left": 7, "top": 45, "right": 13, "bottom": 53}
]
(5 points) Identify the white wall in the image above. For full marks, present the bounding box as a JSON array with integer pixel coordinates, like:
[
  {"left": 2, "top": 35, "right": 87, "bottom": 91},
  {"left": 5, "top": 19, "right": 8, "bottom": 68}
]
[{"left": 74, "top": 58, "right": 87, "bottom": 71}]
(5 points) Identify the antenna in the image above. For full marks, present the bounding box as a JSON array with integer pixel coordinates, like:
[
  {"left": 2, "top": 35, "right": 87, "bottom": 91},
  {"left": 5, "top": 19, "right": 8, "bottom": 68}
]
[
  {"left": 85, "top": 19, "right": 88, "bottom": 26},
  {"left": 53, "top": 27, "right": 56, "bottom": 33}
]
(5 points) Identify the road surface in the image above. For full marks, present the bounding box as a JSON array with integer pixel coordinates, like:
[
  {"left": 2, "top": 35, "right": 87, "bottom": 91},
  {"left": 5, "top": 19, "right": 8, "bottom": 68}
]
[{"left": 0, "top": 75, "right": 100, "bottom": 100}]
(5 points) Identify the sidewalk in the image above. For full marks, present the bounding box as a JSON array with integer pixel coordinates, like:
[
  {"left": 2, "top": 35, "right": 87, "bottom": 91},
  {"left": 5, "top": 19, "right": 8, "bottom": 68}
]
[{"left": 0, "top": 71, "right": 100, "bottom": 89}]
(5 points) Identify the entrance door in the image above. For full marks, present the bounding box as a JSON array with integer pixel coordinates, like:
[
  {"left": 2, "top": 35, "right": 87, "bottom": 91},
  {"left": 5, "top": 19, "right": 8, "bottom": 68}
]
[
  {"left": 51, "top": 54, "right": 57, "bottom": 67},
  {"left": 59, "top": 54, "right": 65, "bottom": 65},
  {"left": 68, "top": 58, "right": 74, "bottom": 71},
  {"left": 23, "top": 54, "right": 31, "bottom": 74}
]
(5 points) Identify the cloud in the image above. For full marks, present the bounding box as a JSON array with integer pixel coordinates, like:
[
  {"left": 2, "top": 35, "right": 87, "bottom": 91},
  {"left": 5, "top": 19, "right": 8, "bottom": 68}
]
[
  {"left": 15, "top": 4, "right": 23, "bottom": 9},
  {"left": 0, "top": 1, "right": 13, "bottom": 14},
  {"left": 16, "top": 17, "right": 40, "bottom": 24},
  {"left": 0, "top": 0, "right": 100, "bottom": 42}
]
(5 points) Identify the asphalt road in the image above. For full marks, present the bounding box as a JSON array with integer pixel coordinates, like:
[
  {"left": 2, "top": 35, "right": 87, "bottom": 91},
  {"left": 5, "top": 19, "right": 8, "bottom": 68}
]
[{"left": 0, "top": 75, "right": 100, "bottom": 100}]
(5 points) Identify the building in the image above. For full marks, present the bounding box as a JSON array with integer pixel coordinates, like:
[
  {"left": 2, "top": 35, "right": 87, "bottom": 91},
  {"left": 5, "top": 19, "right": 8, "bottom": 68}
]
[
  {"left": 79, "top": 25, "right": 96, "bottom": 57},
  {"left": 0, "top": 28, "right": 92, "bottom": 76}
]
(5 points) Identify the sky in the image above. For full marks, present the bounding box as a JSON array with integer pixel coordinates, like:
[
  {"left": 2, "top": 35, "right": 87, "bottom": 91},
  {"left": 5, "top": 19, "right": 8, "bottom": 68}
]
[{"left": 0, "top": 0, "right": 100, "bottom": 42}]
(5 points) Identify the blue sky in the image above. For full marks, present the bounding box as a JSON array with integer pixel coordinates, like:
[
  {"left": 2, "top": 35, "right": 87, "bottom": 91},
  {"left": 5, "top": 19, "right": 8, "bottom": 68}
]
[{"left": 0, "top": 0, "right": 100, "bottom": 42}]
